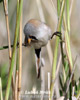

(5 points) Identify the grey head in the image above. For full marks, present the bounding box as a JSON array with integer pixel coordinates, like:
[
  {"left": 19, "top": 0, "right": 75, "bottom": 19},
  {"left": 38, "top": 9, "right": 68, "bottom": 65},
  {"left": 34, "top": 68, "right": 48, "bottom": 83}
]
[{"left": 24, "top": 19, "right": 52, "bottom": 48}]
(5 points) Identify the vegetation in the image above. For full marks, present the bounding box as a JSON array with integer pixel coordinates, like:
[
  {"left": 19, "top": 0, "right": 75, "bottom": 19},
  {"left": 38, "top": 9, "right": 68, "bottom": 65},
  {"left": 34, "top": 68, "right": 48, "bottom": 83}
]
[{"left": 0, "top": 0, "right": 80, "bottom": 100}]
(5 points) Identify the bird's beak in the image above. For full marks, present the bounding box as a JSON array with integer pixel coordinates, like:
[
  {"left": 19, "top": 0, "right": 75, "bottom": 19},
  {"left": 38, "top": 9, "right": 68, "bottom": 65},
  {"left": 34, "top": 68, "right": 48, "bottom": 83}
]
[
  {"left": 28, "top": 38, "right": 32, "bottom": 44},
  {"left": 24, "top": 37, "right": 32, "bottom": 46}
]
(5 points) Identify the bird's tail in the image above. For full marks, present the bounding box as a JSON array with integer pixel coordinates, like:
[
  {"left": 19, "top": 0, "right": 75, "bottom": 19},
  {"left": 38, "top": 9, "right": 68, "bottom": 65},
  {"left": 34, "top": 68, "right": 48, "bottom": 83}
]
[
  {"left": 36, "top": 58, "right": 45, "bottom": 78},
  {"left": 37, "top": 67, "right": 41, "bottom": 78}
]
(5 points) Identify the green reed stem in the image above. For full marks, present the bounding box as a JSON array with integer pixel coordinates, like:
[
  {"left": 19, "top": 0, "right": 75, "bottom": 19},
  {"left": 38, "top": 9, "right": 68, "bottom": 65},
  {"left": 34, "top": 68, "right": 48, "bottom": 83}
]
[
  {"left": 57, "top": 0, "right": 60, "bottom": 17},
  {"left": 4, "top": 0, "right": 23, "bottom": 100},
  {"left": 66, "top": 0, "right": 70, "bottom": 32},
  {"left": 50, "top": 0, "right": 65, "bottom": 99}
]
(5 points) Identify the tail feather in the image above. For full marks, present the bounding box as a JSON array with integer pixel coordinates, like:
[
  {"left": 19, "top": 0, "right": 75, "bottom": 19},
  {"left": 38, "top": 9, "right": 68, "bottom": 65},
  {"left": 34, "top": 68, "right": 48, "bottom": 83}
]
[{"left": 37, "top": 67, "right": 41, "bottom": 78}]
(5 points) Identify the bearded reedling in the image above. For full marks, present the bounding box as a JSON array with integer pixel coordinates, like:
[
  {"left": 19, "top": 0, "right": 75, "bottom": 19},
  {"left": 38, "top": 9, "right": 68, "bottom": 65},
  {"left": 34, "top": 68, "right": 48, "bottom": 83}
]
[{"left": 24, "top": 19, "right": 61, "bottom": 78}]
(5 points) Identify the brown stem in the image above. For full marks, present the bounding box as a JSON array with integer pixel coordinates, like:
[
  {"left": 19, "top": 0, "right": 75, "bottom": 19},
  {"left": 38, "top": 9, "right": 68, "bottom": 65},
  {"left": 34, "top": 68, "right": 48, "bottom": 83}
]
[{"left": 17, "top": 14, "right": 22, "bottom": 100}]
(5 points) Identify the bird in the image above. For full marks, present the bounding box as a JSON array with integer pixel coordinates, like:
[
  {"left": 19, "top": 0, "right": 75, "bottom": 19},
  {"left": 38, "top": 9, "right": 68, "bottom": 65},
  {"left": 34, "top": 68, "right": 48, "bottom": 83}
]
[{"left": 23, "top": 19, "right": 61, "bottom": 78}]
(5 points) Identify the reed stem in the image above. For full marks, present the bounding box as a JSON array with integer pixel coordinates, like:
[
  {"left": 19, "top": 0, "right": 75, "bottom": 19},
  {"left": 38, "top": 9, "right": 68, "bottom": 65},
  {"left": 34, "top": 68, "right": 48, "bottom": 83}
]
[
  {"left": 17, "top": 14, "right": 22, "bottom": 100},
  {"left": 3, "top": 0, "right": 12, "bottom": 59},
  {"left": 50, "top": 0, "right": 65, "bottom": 99},
  {"left": 0, "top": 78, "right": 3, "bottom": 100},
  {"left": 4, "top": 0, "right": 23, "bottom": 99}
]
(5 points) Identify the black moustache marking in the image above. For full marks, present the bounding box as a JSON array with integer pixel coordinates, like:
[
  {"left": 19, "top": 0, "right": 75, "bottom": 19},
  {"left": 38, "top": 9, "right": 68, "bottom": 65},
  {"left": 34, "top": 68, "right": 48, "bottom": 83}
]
[{"left": 29, "top": 35, "right": 38, "bottom": 40}]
